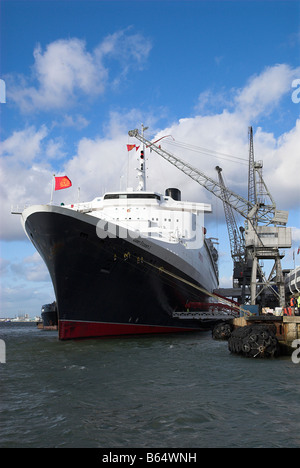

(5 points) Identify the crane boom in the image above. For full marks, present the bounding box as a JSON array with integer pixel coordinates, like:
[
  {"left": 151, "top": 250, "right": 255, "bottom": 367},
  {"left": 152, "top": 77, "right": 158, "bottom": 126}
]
[
  {"left": 215, "top": 166, "right": 244, "bottom": 261},
  {"left": 248, "top": 126, "right": 256, "bottom": 209},
  {"left": 128, "top": 128, "right": 287, "bottom": 226}
]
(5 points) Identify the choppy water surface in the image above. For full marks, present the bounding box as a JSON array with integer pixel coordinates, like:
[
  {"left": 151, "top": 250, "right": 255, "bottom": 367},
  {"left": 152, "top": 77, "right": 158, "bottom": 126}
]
[{"left": 0, "top": 322, "right": 300, "bottom": 448}]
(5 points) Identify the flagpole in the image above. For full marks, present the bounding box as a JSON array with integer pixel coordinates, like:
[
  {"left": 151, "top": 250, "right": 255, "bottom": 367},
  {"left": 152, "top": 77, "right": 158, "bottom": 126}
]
[
  {"left": 127, "top": 149, "right": 129, "bottom": 190},
  {"left": 50, "top": 174, "right": 55, "bottom": 204},
  {"left": 141, "top": 123, "right": 148, "bottom": 191}
]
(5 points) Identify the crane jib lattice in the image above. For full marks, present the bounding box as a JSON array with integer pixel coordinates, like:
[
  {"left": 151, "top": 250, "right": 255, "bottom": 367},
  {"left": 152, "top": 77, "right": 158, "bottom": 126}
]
[{"left": 128, "top": 128, "right": 288, "bottom": 227}]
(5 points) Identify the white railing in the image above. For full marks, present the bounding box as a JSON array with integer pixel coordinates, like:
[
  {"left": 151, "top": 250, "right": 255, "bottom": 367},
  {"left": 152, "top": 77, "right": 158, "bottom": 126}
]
[{"left": 11, "top": 204, "right": 31, "bottom": 214}]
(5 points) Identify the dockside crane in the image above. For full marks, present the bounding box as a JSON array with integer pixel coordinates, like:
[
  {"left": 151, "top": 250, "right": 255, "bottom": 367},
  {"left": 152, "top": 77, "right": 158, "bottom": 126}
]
[
  {"left": 215, "top": 165, "right": 250, "bottom": 303},
  {"left": 215, "top": 128, "right": 265, "bottom": 303},
  {"left": 248, "top": 126, "right": 257, "bottom": 213},
  {"left": 128, "top": 128, "right": 292, "bottom": 308},
  {"left": 215, "top": 165, "right": 245, "bottom": 264}
]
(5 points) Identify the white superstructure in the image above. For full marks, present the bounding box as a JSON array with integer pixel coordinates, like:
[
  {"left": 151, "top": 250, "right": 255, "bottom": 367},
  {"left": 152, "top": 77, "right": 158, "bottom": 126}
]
[{"left": 59, "top": 187, "right": 218, "bottom": 293}]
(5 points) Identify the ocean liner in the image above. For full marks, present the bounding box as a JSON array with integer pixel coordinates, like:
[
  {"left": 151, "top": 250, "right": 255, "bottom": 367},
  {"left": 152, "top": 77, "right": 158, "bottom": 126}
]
[{"left": 20, "top": 136, "right": 219, "bottom": 340}]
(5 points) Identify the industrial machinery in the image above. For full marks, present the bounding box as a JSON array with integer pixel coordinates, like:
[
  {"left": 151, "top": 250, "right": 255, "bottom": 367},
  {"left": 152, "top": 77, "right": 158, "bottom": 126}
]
[
  {"left": 128, "top": 127, "right": 292, "bottom": 308},
  {"left": 215, "top": 165, "right": 250, "bottom": 303}
]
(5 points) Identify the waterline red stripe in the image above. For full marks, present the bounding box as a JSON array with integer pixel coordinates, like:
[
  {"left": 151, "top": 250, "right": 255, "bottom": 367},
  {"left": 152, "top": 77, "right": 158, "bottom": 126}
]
[{"left": 59, "top": 320, "right": 202, "bottom": 340}]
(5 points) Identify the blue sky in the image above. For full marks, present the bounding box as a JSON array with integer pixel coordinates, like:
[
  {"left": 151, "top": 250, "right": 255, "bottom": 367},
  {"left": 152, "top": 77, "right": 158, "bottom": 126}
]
[{"left": 0, "top": 0, "right": 300, "bottom": 318}]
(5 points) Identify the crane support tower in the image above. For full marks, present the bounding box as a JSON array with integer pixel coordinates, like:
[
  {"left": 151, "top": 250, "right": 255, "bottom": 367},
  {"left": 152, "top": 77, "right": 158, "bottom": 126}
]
[
  {"left": 215, "top": 165, "right": 250, "bottom": 303},
  {"left": 128, "top": 127, "right": 292, "bottom": 308},
  {"left": 215, "top": 165, "right": 244, "bottom": 263}
]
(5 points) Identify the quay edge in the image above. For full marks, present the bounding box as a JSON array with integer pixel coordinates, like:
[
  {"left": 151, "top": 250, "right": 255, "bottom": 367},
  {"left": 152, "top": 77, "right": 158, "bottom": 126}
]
[{"left": 231, "top": 315, "right": 300, "bottom": 355}]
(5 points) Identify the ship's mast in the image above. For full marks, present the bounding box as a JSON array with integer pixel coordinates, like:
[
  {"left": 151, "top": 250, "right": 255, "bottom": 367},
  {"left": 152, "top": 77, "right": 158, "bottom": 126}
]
[{"left": 136, "top": 124, "right": 148, "bottom": 191}]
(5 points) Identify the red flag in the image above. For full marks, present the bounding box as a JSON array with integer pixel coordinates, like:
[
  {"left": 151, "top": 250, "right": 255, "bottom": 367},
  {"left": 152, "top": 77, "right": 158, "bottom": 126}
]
[
  {"left": 297, "top": 247, "right": 300, "bottom": 255},
  {"left": 55, "top": 176, "right": 72, "bottom": 191},
  {"left": 127, "top": 144, "right": 141, "bottom": 152},
  {"left": 127, "top": 144, "right": 136, "bottom": 152}
]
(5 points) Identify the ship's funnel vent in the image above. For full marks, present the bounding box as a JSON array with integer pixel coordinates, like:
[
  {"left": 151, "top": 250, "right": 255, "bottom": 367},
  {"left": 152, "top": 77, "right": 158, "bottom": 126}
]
[{"left": 165, "top": 188, "right": 181, "bottom": 201}]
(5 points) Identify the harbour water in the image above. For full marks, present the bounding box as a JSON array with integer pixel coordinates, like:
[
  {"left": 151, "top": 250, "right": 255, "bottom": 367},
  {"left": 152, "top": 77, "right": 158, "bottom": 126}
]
[{"left": 1, "top": 322, "right": 300, "bottom": 448}]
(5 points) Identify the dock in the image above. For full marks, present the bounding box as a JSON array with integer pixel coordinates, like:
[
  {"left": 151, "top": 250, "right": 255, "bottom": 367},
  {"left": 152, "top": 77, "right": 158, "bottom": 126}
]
[
  {"left": 36, "top": 322, "right": 58, "bottom": 331},
  {"left": 231, "top": 315, "right": 300, "bottom": 355}
]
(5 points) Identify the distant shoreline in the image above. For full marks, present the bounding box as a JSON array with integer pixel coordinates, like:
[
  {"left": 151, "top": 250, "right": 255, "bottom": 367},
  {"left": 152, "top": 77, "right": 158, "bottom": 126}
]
[{"left": 0, "top": 319, "right": 41, "bottom": 323}]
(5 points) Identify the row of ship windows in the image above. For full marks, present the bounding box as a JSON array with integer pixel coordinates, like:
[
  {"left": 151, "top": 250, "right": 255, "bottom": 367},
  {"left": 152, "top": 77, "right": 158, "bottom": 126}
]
[
  {"left": 112, "top": 218, "right": 180, "bottom": 222},
  {"left": 152, "top": 218, "right": 180, "bottom": 222},
  {"left": 108, "top": 207, "right": 181, "bottom": 222}
]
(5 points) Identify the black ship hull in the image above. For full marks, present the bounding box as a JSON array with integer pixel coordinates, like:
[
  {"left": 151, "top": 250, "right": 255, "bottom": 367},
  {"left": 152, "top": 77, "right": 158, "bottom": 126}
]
[{"left": 23, "top": 205, "right": 218, "bottom": 340}]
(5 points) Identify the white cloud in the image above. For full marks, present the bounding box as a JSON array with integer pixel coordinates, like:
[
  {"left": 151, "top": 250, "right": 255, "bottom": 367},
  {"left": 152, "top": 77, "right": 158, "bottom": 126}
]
[
  {"left": 9, "top": 251, "right": 50, "bottom": 282},
  {"left": 195, "top": 88, "right": 233, "bottom": 115},
  {"left": 63, "top": 134, "right": 136, "bottom": 201},
  {"left": 148, "top": 64, "right": 300, "bottom": 213},
  {"left": 60, "top": 114, "right": 90, "bottom": 130},
  {"left": 45, "top": 137, "right": 66, "bottom": 160},
  {"left": 23, "top": 251, "right": 50, "bottom": 282},
  {"left": 95, "top": 29, "right": 152, "bottom": 68},
  {"left": 219, "top": 275, "right": 233, "bottom": 289},
  {"left": 0, "top": 281, "right": 54, "bottom": 318},
  {"left": 8, "top": 31, "right": 152, "bottom": 113},
  {"left": 0, "top": 125, "right": 52, "bottom": 239},
  {"left": 234, "top": 64, "right": 300, "bottom": 119},
  {"left": 196, "top": 64, "right": 300, "bottom": 121},
  {"left": 1, "top": 63, "right": 299, "bottom": 244},
  {"left": 0, "top": 249, "right": 53, "bottom": 318},
  {"left": 8, "top": 38, "right": 107, "bottom": 112},
  {"left": 0, "top": 125, "right": 48, "bottom": 163},
  {"left": 0, "top": 258, "right": 9, "bottom": 274},
  {"left": 291, "top": 227, "right": 300, "bottom": 243}
]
